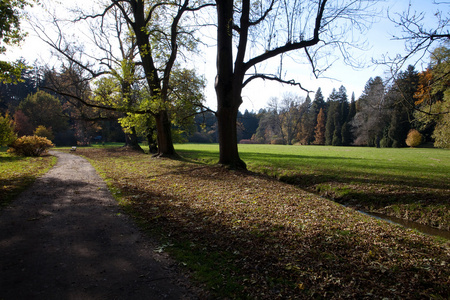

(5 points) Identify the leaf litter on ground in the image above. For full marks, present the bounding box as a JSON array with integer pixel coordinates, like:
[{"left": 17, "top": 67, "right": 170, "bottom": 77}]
[{"left": 77, "top": 148, "right": 449, "bottom": 299}]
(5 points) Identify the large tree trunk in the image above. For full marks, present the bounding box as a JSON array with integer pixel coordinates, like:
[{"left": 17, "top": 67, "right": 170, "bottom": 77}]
[
  {"left": 216, "top": 98, "right": 246, "bottom": 169},
  {"left": 215, "top": 0, "right": 246, "bottom": 170},
  {"left": 154, "top": 110, "right": 176, "bottom": 157},
  {"left": 124, "top": 126, "right": 144, "bottom": 152},
  {"left": 133, "top": 4, "right": 176, "bottom": 158},
  {"left": 146, "top": 122, "right": 158, "bottom": 154}
]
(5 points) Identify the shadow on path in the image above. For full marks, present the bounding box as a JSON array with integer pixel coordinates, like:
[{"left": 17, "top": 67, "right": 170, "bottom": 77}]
[{"left": 0, "top": 151, "right": 197, "bottom": 300}]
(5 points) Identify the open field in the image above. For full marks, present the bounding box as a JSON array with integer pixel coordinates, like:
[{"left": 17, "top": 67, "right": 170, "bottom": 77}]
[
  {"left": 72, "top": 146, "right": 449, "bottom": 299},
  {"left": 0, "top": 152, "right": 56, "bottom": 208},
  {"left": 2, "top": 144, "right": 448, "bottom": 298},
  {"left": 175, "top": 144, "right": 450, "bottom": 231}
]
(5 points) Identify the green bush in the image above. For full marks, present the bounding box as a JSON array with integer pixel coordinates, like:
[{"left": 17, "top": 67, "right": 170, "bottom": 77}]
[
  {"left": 7, "top": 135, "right": 54, "bottom": 156},
  {"left": 34, "top": 125, "right": 54, "bottom": 141},
  {"left": 405, "top": 129, "right": 422, "bottom": 147},
  {"left": 0, "top": 113, "right": 17, "bottom": 146},
  {"left": 270, "top": 138, "right": 285, "bottom": 145}
]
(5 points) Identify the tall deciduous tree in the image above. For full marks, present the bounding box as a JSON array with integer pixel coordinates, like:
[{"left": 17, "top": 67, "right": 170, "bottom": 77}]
[
  {"left": 214, "top": 0, "right": 376, "bottom": 168},
  {"left": 377, "top": 1, "right": 449, "bottom": 122},
  {"left": 385, "top": 1, "right": 450, "bottom": 76},
  {"left": 385, "top": 65, "right": 419, "bottom": 147},
  {"left": 351, "top": 76, "right": 387, "bottom": 147},
  {"left": 279, "top": 94, "right": 302, "bottom": 145},
  {"left": 0, "top": 61, "right": 39, "bottom": 113},
  {"left": 118, "top": 66, "right": 206, "bottom": 148},
  {"left": 0, "top": 0, "right": 32, "bottom": 83},
  {"left": 254, "top": 94, "right": 303, "bottom": 145},
  {"left": 253, "top": 107, "right": 279, "bottom": 144},
  {"left": 12, "top": 109, "right": 33, "bottom": 136},
  {"left": 414, "top": 45, "right": 450, "bottom": 148},
  {"left": 18, "top": 90, "right": 68, "bottom": 134},
  {"left": 35, "top": 0, "right": 210, "bottom": 156}
]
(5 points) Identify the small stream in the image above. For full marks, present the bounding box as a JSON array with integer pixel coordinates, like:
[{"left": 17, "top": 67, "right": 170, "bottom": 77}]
[{"left": 360, "top": 211, "right": 450, "bottom": 240}]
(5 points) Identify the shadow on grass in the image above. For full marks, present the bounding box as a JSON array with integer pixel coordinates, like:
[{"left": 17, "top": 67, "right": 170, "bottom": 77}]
[
  {"left": 243, "top": 152, "right": 447, "bottom": 185},
  {"left": 0, "top": 176, "right": 37, "bottom": 209},
  {"left": 0, "top": 156, "right": 23, "bottom": 162},
  {"left": 178, "top": 149, "right": 450, "bottom": 231},
  {"left": 77, "top": 148, "right": 450, "bottom": 298},
  {"left": 278, "top": 172, "right": 450, "bottom": 206},
  {"left": 0, "top": 154, "right": 56, "bottom": 210},
  {"left": 179, "top": 149, "right": 449, "bottom": 204},
  {"left": 116, "top": 177, "right": 449, "bottom": 299}
]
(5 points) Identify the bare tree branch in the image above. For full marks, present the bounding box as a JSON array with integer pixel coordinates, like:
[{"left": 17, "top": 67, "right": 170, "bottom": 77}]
[
  {"left": 244, "top": 0, "right": 327, "bottom": 73},
  {"left": 242, "top": 73, "right": 312, "bottom": 94},
  {"left": 379, "top": 1, "right": 450, "bottom": 76},
  {"left": 248, "top": 0, "right": 275, "bottom": 27}
]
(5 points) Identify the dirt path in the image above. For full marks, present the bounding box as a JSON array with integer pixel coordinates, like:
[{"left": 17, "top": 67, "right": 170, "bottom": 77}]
[{"left": 0, "top": 151, "right": 199, "bottom": 300}]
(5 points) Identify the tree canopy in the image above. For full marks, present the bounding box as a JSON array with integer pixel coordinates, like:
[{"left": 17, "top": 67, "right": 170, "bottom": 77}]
[
  {"left": 414, "top": 45, "right": 450, "bottom": 148},
  {"left": 0, "top": 0, "right": 31, "bottom": 83},
  {"left": 32, "top": 0, "right": 209, "bottom": 153}
]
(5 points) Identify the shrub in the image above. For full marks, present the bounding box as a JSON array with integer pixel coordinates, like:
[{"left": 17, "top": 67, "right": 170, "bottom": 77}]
[
  {"left": 379, "top": 137, "right": 392, "bottom": 148},
  {"left": 239, "top": 139, "right": 258, "bottom": 144},
  {"left": 7, "top": 135, "right": 54, "bottom": 156},
  {"left": 270, "top": 138, "right": 285, "bottom": 145},
  {"left": 405, "top": 129, "right": 422, "bottom": 147},
  {"left": 0, "top": 113, "right": 17, "bottom": 146},
  {"left": 34, "top": 125, "right": 54, "bottom": 141}
]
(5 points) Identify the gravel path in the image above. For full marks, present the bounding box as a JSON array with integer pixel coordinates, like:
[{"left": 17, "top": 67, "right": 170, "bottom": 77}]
[{"left": 0, "top": 151, "right": 199, "bottom": 300}]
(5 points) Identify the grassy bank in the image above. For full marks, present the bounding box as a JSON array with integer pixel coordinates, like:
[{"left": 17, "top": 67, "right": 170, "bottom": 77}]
[
  {"left": 0, "top": 152, "right": 56, "bottom": 208},
  {"left": 75, "top": 147, "right": 449, "bottom": 299},
  {"left": 175, "top": 144, "right": 450, "bottom": 230}
]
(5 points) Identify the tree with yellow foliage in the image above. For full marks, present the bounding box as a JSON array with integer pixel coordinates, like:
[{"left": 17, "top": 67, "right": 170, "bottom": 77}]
[
  {"left": 0, "top": 112, "right": 16, "bottom": 146},
  {"left": 414, "top": 46, "right": 450, "bottom": 148}
]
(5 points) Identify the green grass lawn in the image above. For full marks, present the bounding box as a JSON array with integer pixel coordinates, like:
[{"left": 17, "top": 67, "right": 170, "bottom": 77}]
[
  {"left": 175, "top": 144, "right": 450, "bottom": 229},
  {"left": 175, "top": 144, "right": 449, "bottom": 181},
  {"left": 0, "top": 151, "right": 56, "bottom": 208},
  {"left": 4, "top": 144, "right": 448, "bottom": 298},
  {"left": 76, "top": 146, "right": 449, "bottom": 299}
]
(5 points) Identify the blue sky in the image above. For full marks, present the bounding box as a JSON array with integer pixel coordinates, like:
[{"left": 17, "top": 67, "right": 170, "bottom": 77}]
[
  {"left": 2, "top": 0, "right": 447, "bottom": 112},
  {"left": 227, "top": 0, "right": 446, "bottom": 112}
]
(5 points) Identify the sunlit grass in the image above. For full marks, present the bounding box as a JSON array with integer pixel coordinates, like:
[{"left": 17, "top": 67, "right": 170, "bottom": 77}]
[
  {"left": 77, "top": 147, "right": 450, "bottom": 299},
  {"left": 0, "top": 152, "right": 56, "bottom": 208},
  {"left": 175, "top": 144, "right": 450, "bottom": 229},
  {"left": 56, "top": 142, "right": 125, "bottom": 150},
  {"left": 175, "top": 143, "right": 449, "bottom": 181}
]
